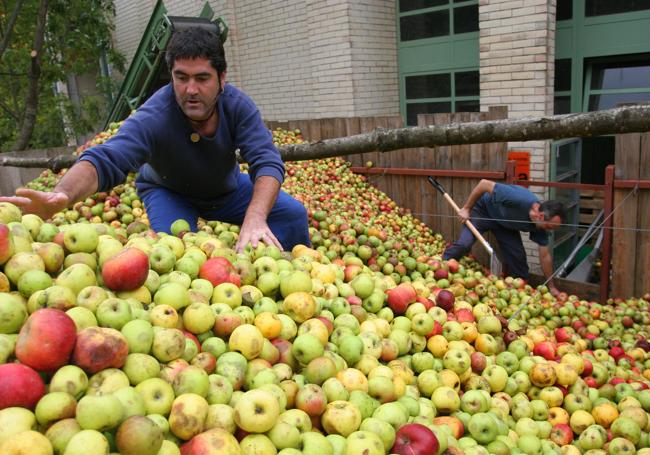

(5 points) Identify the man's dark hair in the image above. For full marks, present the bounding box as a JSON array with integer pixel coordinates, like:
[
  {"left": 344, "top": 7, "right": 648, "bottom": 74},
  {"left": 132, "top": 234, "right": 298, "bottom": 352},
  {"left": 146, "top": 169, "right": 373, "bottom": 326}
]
[
  {"left": 540, "top": 200, "right": 567, "bottom": 223},
  {"left": 166, "top": 27, "right": 227, "bottom": 74}
]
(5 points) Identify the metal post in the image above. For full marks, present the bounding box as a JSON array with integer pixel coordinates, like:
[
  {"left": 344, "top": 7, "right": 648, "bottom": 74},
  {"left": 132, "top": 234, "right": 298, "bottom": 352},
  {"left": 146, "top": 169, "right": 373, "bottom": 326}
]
[
  {"left": 505, "top": 160, "right": 517, "bottom": 184},
  {"left": 600, "top": 165, "right": 615, "bottom": 303}
]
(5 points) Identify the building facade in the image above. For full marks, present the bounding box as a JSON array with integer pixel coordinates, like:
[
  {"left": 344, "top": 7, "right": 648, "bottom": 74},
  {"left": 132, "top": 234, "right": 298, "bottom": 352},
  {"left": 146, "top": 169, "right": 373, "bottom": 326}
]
[{"left": 111, "top": 0, "right": 650, "bottom": 272}]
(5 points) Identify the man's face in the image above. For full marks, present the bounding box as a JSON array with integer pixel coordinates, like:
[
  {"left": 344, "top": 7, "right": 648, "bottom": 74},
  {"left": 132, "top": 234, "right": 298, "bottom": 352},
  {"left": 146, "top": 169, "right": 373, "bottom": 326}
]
[
  {"left": 535, "top": 214, "right": 562, "bottom": 231},
  {"left": 171, "top": 58, "right": 224, "bottom": 121}
]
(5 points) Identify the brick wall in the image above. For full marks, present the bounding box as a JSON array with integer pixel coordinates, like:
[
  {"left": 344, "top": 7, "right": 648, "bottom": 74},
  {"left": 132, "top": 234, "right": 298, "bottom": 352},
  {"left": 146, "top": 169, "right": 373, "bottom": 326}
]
[
  {"left": 112, "top": 0, "right": 399, "bottom": 121},
  {"left": 479, "top": 0, "right": 556, "bottom": 272}
]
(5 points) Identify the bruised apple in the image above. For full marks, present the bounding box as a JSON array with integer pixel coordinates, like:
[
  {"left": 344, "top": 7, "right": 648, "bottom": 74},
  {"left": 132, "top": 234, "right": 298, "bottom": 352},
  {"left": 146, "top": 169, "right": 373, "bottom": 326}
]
[{"left": 72, "top": 327, "right": 129, "bottom": 374}]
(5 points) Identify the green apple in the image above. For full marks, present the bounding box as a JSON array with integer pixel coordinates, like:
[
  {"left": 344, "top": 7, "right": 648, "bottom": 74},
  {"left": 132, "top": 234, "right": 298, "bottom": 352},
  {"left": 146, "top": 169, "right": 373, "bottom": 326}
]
[
  {"left": 121, "top": 319, "right": 154, "bottom": 354},
  {"left": 56, "top": 263, "right": 97, "bottom": 295},
  {"left": 96, "top": 297, "right": 132, "bottom": 330},
  {"left": 116, "top": 415, "right": 164, "bottom": 455},
  {"left": 63, "top": 429, "right": 110, "bottom": 455},
  {"left": 87, "top": 368, "right": 130, "bottom": 395},
  {"left": 113, "top": 386, "right": 147, "bottom": 421},
  {"left": 135, "top": 378, "right": 175, "bottom": 416},
  {"left": 63, "top": 223, "right": 99, "bottom": 253},
  {"left": 43, "top": 418, "right": 81, "bottom": 454},
  {"left": 173, "top": 365, "right": 209, "bottom": 397},
  {"left": 234, "top": 389, "right": 280, "bottom": 433},
  {"left": 149, "top": 245, "right": 176, "bottom": 275},
  {"left": 34, "top": 392, "right": 77, "bottom": 427},
  {"left": 343, "top": 431, "right": 383, "bottom": 455},
  {"left": 66, "top": 306, "right": 98, "bottom": 331},
  {"left": 0, "top": 293, "right": 27, "bottom": 334},
  {"left": 0, "top": 407, "right": 36, "bottom": 446},
  {"left": 49, "top": 365, "right": 88, "bottom": 399},
  {"left": 267, "top": 421, "right": 302, "bottom": 450},
  {"left": 122, "top": 353, "right": 160, "bottom": 385},
  {"left": 75, "top": 394, "right": 123, "bottom": 431}
]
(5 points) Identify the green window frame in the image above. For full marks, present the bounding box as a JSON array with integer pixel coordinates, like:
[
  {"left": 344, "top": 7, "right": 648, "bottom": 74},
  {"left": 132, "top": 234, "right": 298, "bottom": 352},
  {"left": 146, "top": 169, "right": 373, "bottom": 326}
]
[
  {"left": 397, "top": 0, "right": 478, "bottom": 43},
  {"left": 582, "top": 54, "right": 650, "bottom": 111},
  {"left": 403, "top": 68, "right": 480, "bottom": 125}
]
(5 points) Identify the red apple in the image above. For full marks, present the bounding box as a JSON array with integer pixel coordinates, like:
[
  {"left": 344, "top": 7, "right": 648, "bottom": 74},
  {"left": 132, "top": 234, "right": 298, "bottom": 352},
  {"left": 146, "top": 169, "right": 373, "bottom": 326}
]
[
  {"left": 435, "top": 289, "right": 455, "bottom": 312},
  {"left": 554, "top": 327, "right": 572, "bottom": 343},
  {"left": 582, "top": 359, "right": 593, "bottom": 377},
  {"left": 549, "top": 423, "right": 573, "bottom": 445},
  {"left": 102, "top": 247, "right": 149, "bottom": 291},
  {"left": 433, "top": 268, "right": 449, "bottom": 280},
  {"left": 533, "top": 341, "right": 556, "bottom": 360},
  {"left": 392, "top": 423, "right": 439, "bottom": 455},
  {"left": 386, "top": 283, "right": 417, "bottom": 315},
  {"left": 15, "top": 308, "right": 77, "bottom": 372},
  {"left": 0, "top": 223, "right": 14, "bottom": 265},
  {"left": 446, "top": 259, "right": 459, "bottom": 273},
  {"left": 199, "top": 257, "right": 241, "bottom": 287},
  {"left": 416, "top": 296, "right": 434, "bottom": 310},
  {"left": 455, "top": 308, "right": 475, "bottom": 323},
  {"left": 0, "top": 363, "right": 45, "bottom": 410}
]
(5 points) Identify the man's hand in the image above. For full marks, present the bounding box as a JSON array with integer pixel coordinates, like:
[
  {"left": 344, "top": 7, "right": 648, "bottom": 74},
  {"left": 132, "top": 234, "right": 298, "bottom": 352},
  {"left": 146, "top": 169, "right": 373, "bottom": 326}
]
[
  {"left": 0, "top": 188, "right": 69, "bottom": 221},
  {"left": 548, "top": 283, "right": 561, "bottom": 297},
  {"left": 235, "top": 215, "right": 282, "bottom": 253},
  {"left": 458, "top": 207, "right": 471, "bottom": 224}
]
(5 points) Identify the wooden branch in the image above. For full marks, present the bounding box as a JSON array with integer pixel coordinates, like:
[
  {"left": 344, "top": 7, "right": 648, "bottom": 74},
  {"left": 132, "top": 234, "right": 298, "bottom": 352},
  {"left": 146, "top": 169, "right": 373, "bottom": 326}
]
[
  {"left": 0, "top": 154, "right": 75, "bottom": 172},
  {"left": 280, "top": 105, "right": 650, "bottom": 161},
  {"left": 1, "top": 105, "right": 650, "bottom": 170}
]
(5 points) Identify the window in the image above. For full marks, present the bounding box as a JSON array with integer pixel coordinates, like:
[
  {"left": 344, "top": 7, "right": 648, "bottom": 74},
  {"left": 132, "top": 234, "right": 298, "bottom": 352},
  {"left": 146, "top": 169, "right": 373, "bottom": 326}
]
[
  {"left": 585, "top": 55, "right": 650, "bottom": 111},
  {"left": 557, "top": 0, "right": 573, "bottom": 20},
  {"left": 585, "top": 0, "right": 650, "bottom": 17},
  {"left": 399, "top": 0, "right": 447, "bottom": 13},
  {"left": 554, "top": 59, "right": 572, "bottom": 114},
  {"left": 404, "top": 70, "right": 480, "bottom": 125},
  {"left": 400, "top": 10, "right": 449, "bottom": 41},
  {"left": 399, "top": 0, "right": 478, "bottom": 42}
]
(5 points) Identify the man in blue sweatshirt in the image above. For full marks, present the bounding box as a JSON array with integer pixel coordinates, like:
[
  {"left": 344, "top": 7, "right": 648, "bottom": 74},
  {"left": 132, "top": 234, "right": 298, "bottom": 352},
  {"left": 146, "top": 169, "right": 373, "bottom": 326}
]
[
  {"left": 443, "top": 179, "right": 566, "bottom": 296},
  {"left": 1, "top": 27, "right": 309, "bottom": 252}
]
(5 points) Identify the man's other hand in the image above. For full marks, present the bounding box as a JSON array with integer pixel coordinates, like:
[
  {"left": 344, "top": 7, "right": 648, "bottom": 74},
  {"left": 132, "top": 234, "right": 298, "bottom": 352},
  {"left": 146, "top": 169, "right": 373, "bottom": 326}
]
[
  {"left": 0, "top": 188, "right": 69, "bottom": 221},
  {"left": 235, "top": 216, "right": 282, "bottom": 253}
]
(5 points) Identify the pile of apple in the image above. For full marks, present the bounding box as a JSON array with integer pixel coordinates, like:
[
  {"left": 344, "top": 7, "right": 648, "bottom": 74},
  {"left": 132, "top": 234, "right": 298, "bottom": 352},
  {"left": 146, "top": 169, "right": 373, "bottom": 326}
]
[{"left": 2, "top": 193, "right": 650, "bottom": 455}]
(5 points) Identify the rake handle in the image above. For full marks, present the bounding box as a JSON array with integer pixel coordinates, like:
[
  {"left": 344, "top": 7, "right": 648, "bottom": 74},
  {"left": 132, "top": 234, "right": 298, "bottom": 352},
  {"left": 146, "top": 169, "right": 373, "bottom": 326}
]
[{"left": 428, "top": 177, "right": 493, "bottom": 254}]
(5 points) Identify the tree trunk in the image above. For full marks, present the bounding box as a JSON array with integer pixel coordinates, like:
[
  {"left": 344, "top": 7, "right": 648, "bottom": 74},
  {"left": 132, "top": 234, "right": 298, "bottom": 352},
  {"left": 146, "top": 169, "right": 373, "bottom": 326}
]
[
  {"left": 2, "top": 104, "right": 650, "bottom": 171},
  {"left": 10, "top": 0, "right": 49, "bottom": 151}
]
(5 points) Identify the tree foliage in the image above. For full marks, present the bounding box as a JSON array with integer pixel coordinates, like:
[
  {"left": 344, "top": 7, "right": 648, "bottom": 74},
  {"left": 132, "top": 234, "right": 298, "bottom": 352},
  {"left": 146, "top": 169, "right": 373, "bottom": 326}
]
[{"left": 0, "top": 0, "right": 125, "bottom": 151}]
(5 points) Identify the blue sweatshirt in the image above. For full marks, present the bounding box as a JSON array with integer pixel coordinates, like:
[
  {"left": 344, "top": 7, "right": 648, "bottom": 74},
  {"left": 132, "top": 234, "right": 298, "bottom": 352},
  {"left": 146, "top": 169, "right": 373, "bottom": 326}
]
[
  {"left": 478, "top": 183, "right": 549, "bottom": 246},
  {"left": 79, "top": 83, "right": 285, "bottom": 204}
]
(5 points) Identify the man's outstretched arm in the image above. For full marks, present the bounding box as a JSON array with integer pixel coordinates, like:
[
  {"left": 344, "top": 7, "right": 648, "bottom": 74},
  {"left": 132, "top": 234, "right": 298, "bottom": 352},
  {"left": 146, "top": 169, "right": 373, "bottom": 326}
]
[{"left": 0, "top": 161, "right": 98, "bottom": 220}]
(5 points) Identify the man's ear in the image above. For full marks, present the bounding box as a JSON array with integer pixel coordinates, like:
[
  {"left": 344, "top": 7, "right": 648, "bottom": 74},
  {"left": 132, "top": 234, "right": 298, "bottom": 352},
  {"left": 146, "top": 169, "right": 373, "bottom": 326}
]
[{"left": 220, "top": 71, "right": 227, "bottom": 89}]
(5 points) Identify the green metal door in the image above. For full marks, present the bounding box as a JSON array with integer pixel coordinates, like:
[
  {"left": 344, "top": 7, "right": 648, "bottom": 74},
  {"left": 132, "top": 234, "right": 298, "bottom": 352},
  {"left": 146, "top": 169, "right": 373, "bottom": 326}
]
[{"left": 549, "top": 138, "right": 582, "bottom": 269}]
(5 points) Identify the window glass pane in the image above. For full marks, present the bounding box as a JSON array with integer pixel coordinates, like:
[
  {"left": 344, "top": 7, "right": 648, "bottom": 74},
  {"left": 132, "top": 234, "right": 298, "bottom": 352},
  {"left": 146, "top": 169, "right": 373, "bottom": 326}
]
[
  {"left": 555, "top": 59, "right": 572, "bottom": 92},
  {"left": 557, "top": 0, "right": 573, "bottom": 20},
  {"left": 554, "top": 96, "right": 571, "bottom": 114},
  {"left": 588, "top": 92, "right": 650, "bottom": 111},
  {"left": 407, "top": 102, "right": 452, "bottom": 125},
  {"left": 455, "top": 71, "right": 479, "bottom": 96},
  {"left": 400, "top": 0, "right": 448, "bottom": 13},
  {"left": 406, "top": 74, "right": 451, "bottom": 99},
  {"left": 590, "top": 60, "right": 650, "bottom": 90},
  {"left": 453, "top": 5, "right": 479, "bottom": 33},
  {"left": 585, "top": 0, "right": 650, "bottom": 17},
  {"left": 455, "top": 100, "right": 480, "bottom": 112},
  {"left": 400, "top": 10, "right": 450, "bottom": 41}
]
